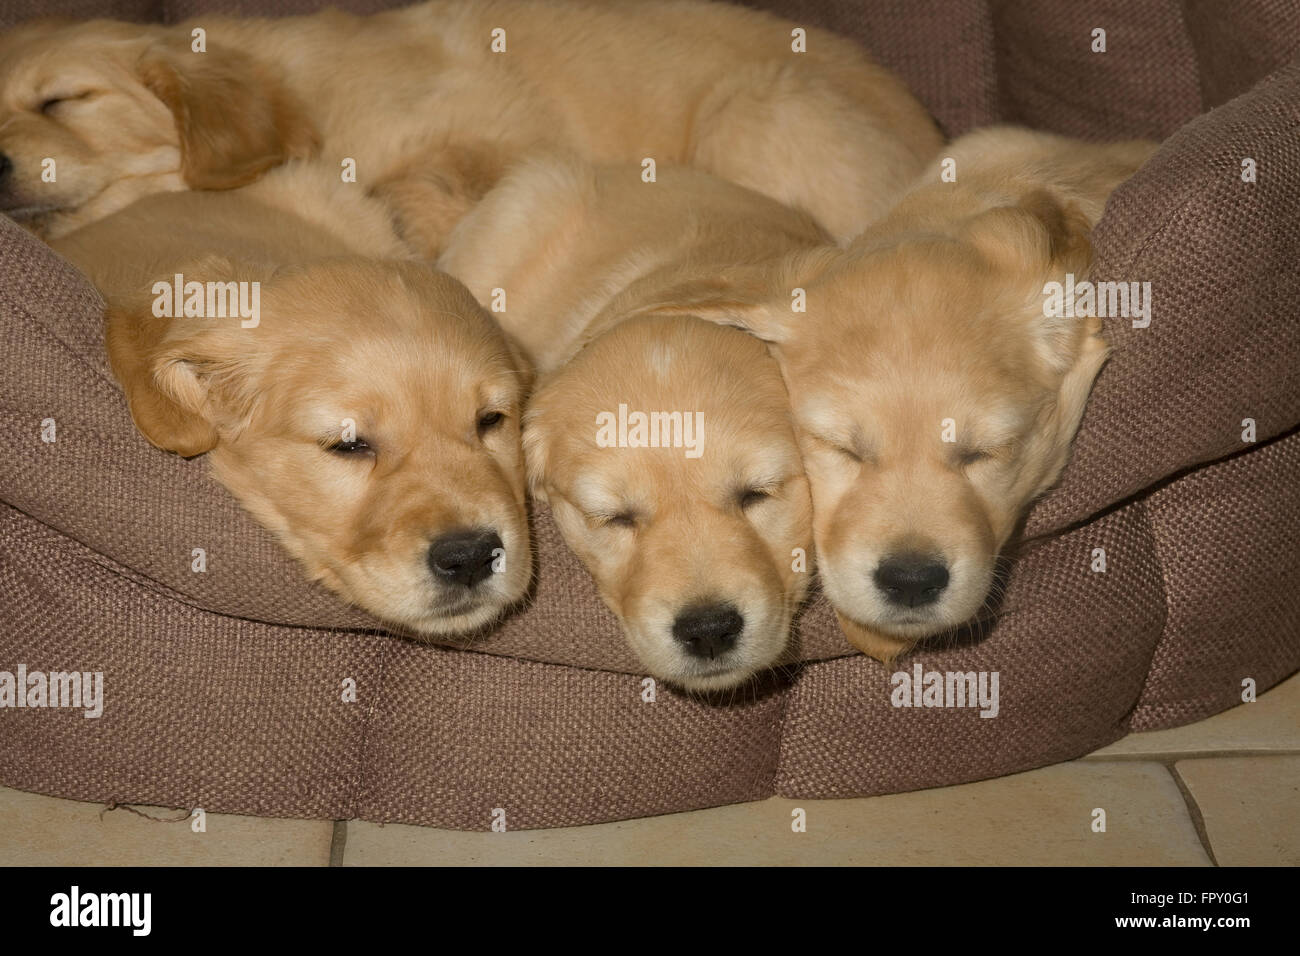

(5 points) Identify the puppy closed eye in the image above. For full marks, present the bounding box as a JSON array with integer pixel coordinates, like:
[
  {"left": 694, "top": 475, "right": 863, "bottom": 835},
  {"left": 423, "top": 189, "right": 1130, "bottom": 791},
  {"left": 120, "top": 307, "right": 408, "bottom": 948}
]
[
  {"left": 324, "top": 437, "right": 373, "bottom": 456},
  {"left": 738, "top": 486, "right": 775, "bottom": 510},
  {"left": 477, "top": 410, "right": 507, "bottom": 438},
  {"left": 38, "top": 91, "right": 94, "bottom": 115},
  {"left": 812, "top": 435, "right": 866, "bottom": 465},
  {"left": 956, "top": 445, "right": 1010, "bottom": 469},
  {"left": 590, "top": 510, "right": 638, "bottom": 530}
]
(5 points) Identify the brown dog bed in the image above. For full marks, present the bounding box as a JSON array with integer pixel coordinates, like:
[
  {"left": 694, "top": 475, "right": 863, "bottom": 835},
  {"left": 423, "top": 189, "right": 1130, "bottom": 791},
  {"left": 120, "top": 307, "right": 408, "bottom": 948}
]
[{"left": 1, "top": 0, "right": 1298, "bottom": 829}]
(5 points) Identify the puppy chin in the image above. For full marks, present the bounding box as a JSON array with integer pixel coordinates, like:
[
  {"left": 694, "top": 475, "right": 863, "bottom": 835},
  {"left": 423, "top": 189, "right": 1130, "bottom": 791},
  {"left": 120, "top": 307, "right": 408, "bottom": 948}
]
[
  {"left": 622, "top": 615, "right": 788, "bottom": 693},
  {"left": 834, "top": 612, "right": 917, "bottom": 663},
  {"left": 329, "top": 557, "right": 529, "bottom": 638},
  {"left": 411, "top": 566, "right": 533, "bottom": 637},
  {"left": 649, "top": 652, "right": 766, "bottom": 693},
  {"left": 673, "top": 665, "right": 762, "bottom": 693},
  {"left": 822, "top": 554, "right": 995, "bottom": 661},
  {"left": 406, "top": 598, "right": 512, "bottom": 637}
]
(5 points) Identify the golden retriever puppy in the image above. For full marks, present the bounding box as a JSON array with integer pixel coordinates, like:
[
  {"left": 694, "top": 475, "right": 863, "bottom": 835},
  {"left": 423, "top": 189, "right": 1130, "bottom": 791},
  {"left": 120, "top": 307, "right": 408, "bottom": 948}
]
[
  {"left": 0, "top": 0, "right": 941, "bottom": 242},
  {"left": 713, "top": 128, "right": 1159, "bottom": 661},
  {"left": 439, "top": 160, "right": 824, "bottom": 690},
  {"left": 50, "top": 164, "right": 532, "bottom": 636}
]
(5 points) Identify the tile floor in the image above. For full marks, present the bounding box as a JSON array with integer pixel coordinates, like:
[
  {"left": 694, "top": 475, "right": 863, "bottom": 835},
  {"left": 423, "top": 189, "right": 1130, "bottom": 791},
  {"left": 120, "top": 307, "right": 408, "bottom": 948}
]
[{"left": 2, "top": 672, "right": 1296, "bottom": 866}]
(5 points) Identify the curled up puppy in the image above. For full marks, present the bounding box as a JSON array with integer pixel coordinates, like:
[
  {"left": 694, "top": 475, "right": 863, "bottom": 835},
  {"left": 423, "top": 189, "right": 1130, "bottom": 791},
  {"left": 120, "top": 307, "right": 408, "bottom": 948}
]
[
  {"left": 438, "top": 160, "right": 826, "bottom": 691},
  {"left": 713, "top": 128, "right": 1159, "bottom": 661},
  {"left": 0, "top": 0, "right": 941, "bottom": 243},
  {"left": 50, "top": 163, "right": 533, "bottom": 636}
]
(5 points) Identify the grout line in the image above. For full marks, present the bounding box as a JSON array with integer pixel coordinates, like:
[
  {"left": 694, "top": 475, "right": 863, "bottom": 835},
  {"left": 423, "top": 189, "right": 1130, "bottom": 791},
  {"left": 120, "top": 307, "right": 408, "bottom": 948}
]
[
  {"left": 1079, "top": 748, "right": 1300, "bottom": 762},
  {"left": 1164, "top": 762, "right": 1219, "bottom": 867},
  {"left": 329, "top": 820, "right": 348, "bottom": 867}
]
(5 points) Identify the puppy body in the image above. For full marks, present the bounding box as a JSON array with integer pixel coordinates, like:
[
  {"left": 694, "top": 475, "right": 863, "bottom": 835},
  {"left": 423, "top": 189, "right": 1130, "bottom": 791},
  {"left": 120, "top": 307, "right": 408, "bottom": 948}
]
[
  {"left": 886, "top": 125, "right": 1162, "bottom": 235},
  {"left": 0, "top": 0, "right": 942, "bottom": 242},
  {"left": 51, "top": 164, "right": 533, "bottom": 637},
  {"left": 52, "top": 160, "right": 412, "bottom": 303},
  {"left": 441, "top": 160, "right": 824, "bottom": 689},
  {"left": 721, "top": 128, "right": 1159, "bottom": 660},
  {"left": 439, "top": 158, "right": 832, "bottom": 374}
]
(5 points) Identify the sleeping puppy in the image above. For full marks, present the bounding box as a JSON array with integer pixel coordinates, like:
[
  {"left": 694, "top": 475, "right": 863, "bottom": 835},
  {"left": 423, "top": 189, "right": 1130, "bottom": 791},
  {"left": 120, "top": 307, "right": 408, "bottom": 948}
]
[
  {"left": 0, "top": 0, "right": 941, "bottom": 243},
  {"left": 714, "top": 128, "right": 1159, "bottom": 661},
  {"left": 439, "top": 160, "right": 823, "bottom": 690},
  {"left": 50, "top": 163, "right": 532, "bottom": 637}
]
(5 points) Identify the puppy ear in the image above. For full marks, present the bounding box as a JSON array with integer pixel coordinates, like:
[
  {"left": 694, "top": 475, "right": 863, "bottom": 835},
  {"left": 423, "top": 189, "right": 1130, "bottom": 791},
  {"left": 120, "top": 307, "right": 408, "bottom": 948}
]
[
  {"left": 520, "top": 408, "right": 551, "bottom": 506},
  {"left": 1015, "top": 190, "right": 1110, "bottom": 491},
  {"left": 629, "top": 247, "right": 838, "bottom": 346},
  {"left": 962, "top": 189, "right": 1093, "bottom": 280},
  {"left": 138, "top": 44, "right": 319, "bottom": 189},
  {"left": 960, "top": 190, "right": 1109, "bottom": 500},
  {"left": 1024, "top": 329, "right": 1110, "bottom": 501},
  {"left": 106, "top": 255, "right": 273, "bottom": 456},
  {"left": 964, "top": 190, "right": 1099, "bottom": 372},
  {"left": 635, "top": 288, "right": 792, "bottom": 344},
  {"left": 106, "top": 300, "right": 219, "bottom": 458}
]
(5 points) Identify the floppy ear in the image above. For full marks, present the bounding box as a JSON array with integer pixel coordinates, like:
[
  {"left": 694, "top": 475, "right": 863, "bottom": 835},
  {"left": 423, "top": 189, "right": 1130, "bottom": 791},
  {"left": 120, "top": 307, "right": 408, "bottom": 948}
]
[
  {"left": 105, "top": 255, "right": 273, "bottom": 457},
  {"left": 105, "top": 299, "right": 219, "bottom": 458},
  {"left": 629, "top": 279, "right": 794, "bottom": 345},
  {"left": 519, "top": 407, "right": 552, "bottom": 506},
  {"left": 1023, "top": 327, "right": 1110, "bottom": 501},
  {"left": 963, "top": 190, "right": 1109, "bottom": 500},
  {"left": 138, "top": 43, "right": 319, "bottom": 189},
  {"left": 965, "top": 189, "right": 1096, "bottom": 362},
  {"left": 962, "top": 189, "right": 1093, "bottom": 281},
  {"left": 627, "top": 246, "right": 840, "bottom": 346}
]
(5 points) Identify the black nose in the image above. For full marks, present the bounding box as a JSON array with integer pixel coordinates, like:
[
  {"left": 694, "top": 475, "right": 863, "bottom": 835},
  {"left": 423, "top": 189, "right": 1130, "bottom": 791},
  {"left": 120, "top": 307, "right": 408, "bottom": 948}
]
[
  {"left": 0, "top": 154, "right": 12, "bottom": 184},
  {"left": 874, "top": 554, "right": 949, "bottom": 608},
  {"left": 672, "top": 603, "right": 744, "bottom": 660},
  {"left": 427, "top": 529, "right": 503, "bottom": 589}
]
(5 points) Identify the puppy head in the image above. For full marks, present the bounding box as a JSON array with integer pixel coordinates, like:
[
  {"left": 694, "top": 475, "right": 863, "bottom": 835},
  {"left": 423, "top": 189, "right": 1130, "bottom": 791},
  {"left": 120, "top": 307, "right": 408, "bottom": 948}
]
[
  {"left": 108, "top": 257, "right": 531, "bottom": 636},
  {"left": 524, "top": 316, "right": 812, "bottom": 691},
  {"left": 730, "top": 192, "right": 1108, "bottom": 658},
  {"left": 0, "top": 20, "right": 316, "bottom": 237}
]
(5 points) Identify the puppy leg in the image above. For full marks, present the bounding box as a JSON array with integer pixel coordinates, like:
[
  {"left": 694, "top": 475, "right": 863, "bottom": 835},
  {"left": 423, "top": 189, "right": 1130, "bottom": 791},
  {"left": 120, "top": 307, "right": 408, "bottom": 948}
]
[{"left": 369, "top": 142, "right": 508, "bottom": 260}]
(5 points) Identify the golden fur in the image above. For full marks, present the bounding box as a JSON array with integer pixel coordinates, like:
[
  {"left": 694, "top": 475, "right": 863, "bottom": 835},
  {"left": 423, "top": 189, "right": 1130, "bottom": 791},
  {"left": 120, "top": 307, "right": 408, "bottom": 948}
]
[
  {"left": 440, "top": 161, "right": 822, "bottom": 689},
  {"left": 707, "top": 127, "right": 1159, "bottom": 660},
  {"left": 435, "top": 129, "right": 1155, "bottom": 664},
  {"left": 50, "top": 163, "right": 533, "bottom": 636},
  {"left": 0, "top": 0, "right": 941, "bottom": 243}
]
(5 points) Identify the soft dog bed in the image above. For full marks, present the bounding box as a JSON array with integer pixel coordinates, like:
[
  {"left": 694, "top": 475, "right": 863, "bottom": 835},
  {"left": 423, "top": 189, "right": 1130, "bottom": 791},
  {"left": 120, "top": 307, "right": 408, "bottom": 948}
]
[{"left": 1, "top": 0, "right": 1298, "bottom": 830}]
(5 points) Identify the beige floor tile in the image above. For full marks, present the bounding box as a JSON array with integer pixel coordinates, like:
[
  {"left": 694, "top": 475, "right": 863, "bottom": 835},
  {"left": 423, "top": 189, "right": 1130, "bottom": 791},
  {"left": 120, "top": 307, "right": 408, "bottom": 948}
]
[
  {"left": 1175, "top": 756, "right": 1300, "bottom": 866},
  {"left": 1087, "top": 672, "right": 1300, "bottom": 758},
  {"left": 345, "top": 761, "right": 1209, "bottom": 865},
  {"left": 0, "top": 786, "right": 334, "bottom": 866}
]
